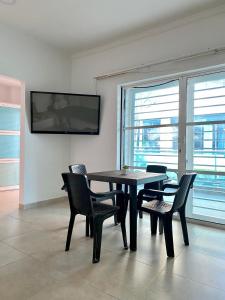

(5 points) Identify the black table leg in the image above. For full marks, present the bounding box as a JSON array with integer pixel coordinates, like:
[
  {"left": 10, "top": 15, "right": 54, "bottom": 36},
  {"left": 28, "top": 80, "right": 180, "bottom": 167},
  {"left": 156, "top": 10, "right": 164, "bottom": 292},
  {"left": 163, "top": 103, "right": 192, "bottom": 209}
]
[
  {"left": 124, "top": 184, "right": 129, "bottom": 216},
  {"left": 129, "top": 185, "right": 137, "bottom": 251},
  {"left": 116, "top": 183, "right": 123, "bottom": 223}
]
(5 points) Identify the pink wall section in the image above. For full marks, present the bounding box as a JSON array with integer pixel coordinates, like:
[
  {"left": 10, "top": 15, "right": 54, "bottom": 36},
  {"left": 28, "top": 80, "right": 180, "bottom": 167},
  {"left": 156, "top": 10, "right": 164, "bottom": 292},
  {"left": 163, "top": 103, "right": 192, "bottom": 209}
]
[
  {"left": 0, "top": 75, "right": 22, "bottom": 106},
  {"left": 0, "top": 74, "right": 23, "bottom": 193}
]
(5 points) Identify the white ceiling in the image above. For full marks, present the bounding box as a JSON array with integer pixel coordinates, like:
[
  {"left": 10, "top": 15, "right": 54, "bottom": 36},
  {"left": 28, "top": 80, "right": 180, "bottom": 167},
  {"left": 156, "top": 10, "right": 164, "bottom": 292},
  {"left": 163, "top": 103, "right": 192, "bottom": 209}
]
[{"left": 0, "top": 0, "right": 224, "bottom": 54}]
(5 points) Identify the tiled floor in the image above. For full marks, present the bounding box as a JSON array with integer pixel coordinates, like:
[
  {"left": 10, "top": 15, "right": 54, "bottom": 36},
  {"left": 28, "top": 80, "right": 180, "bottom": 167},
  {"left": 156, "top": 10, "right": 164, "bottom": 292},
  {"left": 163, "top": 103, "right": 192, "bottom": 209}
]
[
  {"left": 0, "top": 198, "right": 225, "bottom": 300},
  {"left": 0, "top": 190, "right": 19, "bottom": 215}
]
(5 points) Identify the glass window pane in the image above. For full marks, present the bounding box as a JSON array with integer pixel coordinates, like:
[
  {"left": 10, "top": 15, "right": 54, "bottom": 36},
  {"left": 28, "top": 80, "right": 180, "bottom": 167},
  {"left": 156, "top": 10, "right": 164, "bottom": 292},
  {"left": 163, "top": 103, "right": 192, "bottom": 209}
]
[
  {"left": 123, "top": 80, "right": 179, "bottom": 170},
  {"left": 0, "top": 107, "right": 20, "bottom": 131},
  {"left": 124, "top": 127, "right": 178, "bottom": 168},
  {"left": 193, "top": 173, "right": 225, "bottom": 220},
  {"left": 0, "top": 162, "right": 19, "bottom": 187},
  {"left": 187, "top": 71, "right": 225, "bottom": 223},
  {"left": 125, "top": 80, "right": 179, "bottom": 128},
  {"left": 187, "top": 72, "right": 225, "bottom": 123},
  {"left": 0, "top": 135, "right": 20, "bottom": 158}
]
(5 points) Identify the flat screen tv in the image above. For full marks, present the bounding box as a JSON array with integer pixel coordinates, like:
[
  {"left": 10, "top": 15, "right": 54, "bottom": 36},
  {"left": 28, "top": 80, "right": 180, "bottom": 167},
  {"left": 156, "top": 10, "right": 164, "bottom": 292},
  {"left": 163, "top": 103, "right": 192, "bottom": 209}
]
[{"left": 30, "top": 91, "right": 100, "bottom": 135}]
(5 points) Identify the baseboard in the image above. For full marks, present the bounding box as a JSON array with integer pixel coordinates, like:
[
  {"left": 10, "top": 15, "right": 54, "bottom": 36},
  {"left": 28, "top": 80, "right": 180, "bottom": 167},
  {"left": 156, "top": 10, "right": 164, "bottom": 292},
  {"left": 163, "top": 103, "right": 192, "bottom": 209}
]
[
  {"left": 0, "top": 186, "right": 19, "bottom": 191},
  {"left": 19, "top": 196, "right": 67, "bottom": 209},
  {"left": 186, "top": 216, "right": 225, "bottom": 230},
  {"left": 172, "top": 214, "right": 225, "bottom": 230}
]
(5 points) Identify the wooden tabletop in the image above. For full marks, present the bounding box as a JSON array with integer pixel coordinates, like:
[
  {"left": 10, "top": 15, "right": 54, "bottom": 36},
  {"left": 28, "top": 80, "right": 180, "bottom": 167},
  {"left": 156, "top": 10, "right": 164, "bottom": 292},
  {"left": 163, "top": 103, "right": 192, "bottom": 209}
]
[{"left": 87, "top": 170, "right": 167, "bottom": 186}]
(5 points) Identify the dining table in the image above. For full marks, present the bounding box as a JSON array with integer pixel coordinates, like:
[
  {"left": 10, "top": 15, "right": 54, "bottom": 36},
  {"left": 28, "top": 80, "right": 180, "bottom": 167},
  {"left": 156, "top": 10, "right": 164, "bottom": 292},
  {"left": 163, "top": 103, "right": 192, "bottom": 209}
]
[{"left": 87, "top": 170, "right": 167, "bottom": 251}]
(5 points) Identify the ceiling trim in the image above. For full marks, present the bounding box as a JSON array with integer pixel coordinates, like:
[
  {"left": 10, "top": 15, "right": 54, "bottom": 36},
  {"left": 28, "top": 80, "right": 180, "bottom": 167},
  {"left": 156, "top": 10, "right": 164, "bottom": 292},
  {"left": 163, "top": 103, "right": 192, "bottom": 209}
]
[
  {"left": 72, "top": 3, "right": 225, "bottom": 59},
  {"left": 0, "top": 0, "right": 16, "bottom": 5},
  {"left": 94, "top": 46, "right": 225, "bottom": 80}
]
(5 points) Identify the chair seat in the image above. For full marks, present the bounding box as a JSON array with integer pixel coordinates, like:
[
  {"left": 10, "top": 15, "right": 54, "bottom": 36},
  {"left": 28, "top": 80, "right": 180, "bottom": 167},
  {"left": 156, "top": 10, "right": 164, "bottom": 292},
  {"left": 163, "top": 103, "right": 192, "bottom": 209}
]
[
  {"left": 92, "top": 194, "right": 114, "bottom": 202},
  {"left": 141, "top": 195, "right": 157, "bottom": 201},
  {"left": 93, "top": 202, "right": 118, "bottom": 216},
  {"left": 141, "top": 200, "right": 172, "bottom": 214}
]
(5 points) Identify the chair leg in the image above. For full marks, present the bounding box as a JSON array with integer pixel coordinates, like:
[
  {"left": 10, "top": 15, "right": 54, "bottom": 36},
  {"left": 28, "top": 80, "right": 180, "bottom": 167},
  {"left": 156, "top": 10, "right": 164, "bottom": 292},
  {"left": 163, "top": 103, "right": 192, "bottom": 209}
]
[
  {"left": 162, "top": 215, "right": 174, "bottom": 257},
  {"left": 124, "top": 193, "right": 129, "bottom": 216},
  {"left": 92, "top": 220, "right": 103, "bottom": 263},
  {"left": 179, "top": 209, "right": 189, "bottom": 246},
  {"left": 90, "top": 216, "right": 94, "bottom": 238},
  {"left": 159, "top": 218, "right": 163, "bottom": 235},
  {"left": 139, "top": 210, "right": 143, "bottom": 219},
  {"left": 85, "top": 216, "right": 90, "bottom": 237},
  {"left": 150, "top": 213, "right": 158, "bottom": 235},
  {"left": 117, "top": 193, "right": 128, "bottom": 249},
  {"left": 112, "top": 196, "right": 118, "bottom": 225},
  {"left": 65, "top": 213, "right": 76, "bottom": 251},
  {"left": 114, "top": 213, "right": 118, "bottom": 226},
  {"left": 120, "top": 217, "right": 128, "bottom": 250}
]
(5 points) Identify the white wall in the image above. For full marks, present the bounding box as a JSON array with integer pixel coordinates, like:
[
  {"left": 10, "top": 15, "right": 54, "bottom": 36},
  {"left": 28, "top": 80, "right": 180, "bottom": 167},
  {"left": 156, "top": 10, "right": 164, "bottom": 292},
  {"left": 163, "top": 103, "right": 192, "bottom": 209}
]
[
  {"left": 70, "top": 7, "right": 225, "bottom": 190},
  {"left": 3, "top": 6, "right": 225, "bottom": 201},
  {"left": 0, "top": 24, "right": 71, "bottom": 205}
]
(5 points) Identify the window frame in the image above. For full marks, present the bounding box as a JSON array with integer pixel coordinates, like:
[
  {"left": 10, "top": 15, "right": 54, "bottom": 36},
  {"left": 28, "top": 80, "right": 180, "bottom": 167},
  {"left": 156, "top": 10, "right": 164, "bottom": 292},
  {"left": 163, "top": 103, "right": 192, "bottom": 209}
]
[{"left": 120, "top": 65, "right": 225, "bottom": 224}]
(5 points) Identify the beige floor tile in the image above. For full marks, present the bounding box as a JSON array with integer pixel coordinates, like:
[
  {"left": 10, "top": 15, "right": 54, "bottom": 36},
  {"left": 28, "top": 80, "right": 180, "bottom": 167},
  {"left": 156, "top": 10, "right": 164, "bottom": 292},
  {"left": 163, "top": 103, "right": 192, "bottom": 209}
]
[
  {"left": 3, "top": 229, "right": 65, "bottom": 255},
  {"left": 0, "top": 257, "right": 57, "bottom": 300},
  {"left": 30, "top": 240, "right": 114, "bottom": 280},
  {"left": 0, "top": 190, "right": 19, "bottom": 217},
  {"left": 29, "top": 277, "right": 118, "bottom": 300},
  {"left": 148, "top": 271, "right": 225, "bottom": 300},
  {"left": 0, "top": 242, "right": 27, "bottom": 267},
  {"left": 67, "top": 251, "right": 160, "bottom": 300},
  {"left": 0, "top": 215, "right": 42, "bottom": 241},
  {"left": 187, "top": 223, "right": 225, "bottom": 259},
  {"left": 10, "top": 207, "right": 69, "bottom": 230},
  {"left": 164, "top": 247, "right": 225, "bottom": 291},
  {"left": 0, "top": 200, "right": 225, "bottom": 300}
]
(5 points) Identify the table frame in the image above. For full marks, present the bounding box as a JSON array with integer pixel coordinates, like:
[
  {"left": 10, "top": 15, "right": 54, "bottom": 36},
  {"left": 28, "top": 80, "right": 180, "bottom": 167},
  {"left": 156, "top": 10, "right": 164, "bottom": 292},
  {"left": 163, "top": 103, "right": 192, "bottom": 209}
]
[{"left": 87, "top": 170, "right": 167, "bottom": 251}]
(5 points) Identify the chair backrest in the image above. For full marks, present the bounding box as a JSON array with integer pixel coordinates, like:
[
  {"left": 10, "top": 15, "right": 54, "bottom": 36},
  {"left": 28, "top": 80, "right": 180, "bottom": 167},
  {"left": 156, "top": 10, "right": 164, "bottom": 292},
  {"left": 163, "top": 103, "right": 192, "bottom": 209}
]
[
  {"left": 146, "top": 165, "right": 167, "bottom": 174},
  {"left": 172, "top": 173, "right": 197, "bottom": 211},
  {"left": 62, "top": 173, "right": 93, "bottom": 216},
  {"left": 69, "top": 164, "right": 87, "bottom": 175},
  {"left": 144, "top": 165, "right": 167, "bottom": 190}
]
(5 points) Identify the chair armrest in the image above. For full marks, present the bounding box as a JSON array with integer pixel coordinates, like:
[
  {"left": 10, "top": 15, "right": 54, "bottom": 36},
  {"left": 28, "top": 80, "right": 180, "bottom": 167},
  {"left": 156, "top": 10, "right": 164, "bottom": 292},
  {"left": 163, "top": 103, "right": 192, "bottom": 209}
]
[
  {"left": 90, "top": 189, "right": 123, "bottom": 199},
  {"left": 138, "top": 188, "right": 178, "bottom": 198},
  {"left": 163, "top": 178, "right": 170, "bottom": 184},
  {"left": 163, "top": 183, "right": 179, "bottom": 190}
]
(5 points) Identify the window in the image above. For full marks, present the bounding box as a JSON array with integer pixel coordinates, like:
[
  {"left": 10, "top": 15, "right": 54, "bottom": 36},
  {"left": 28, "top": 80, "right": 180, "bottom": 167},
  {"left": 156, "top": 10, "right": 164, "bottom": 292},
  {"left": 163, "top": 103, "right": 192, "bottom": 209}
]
[
  {"left": 121, "top": 69, "right": 225, "bottom": 224},
  {"left": 186, "top": 72, "right": 225, "bottom": 221},
  {"left": 123, "top": 80, "right": 179, "bottom": 171},
  {"left": 0, "top": 103, "right": 20, "bottom": 188}
]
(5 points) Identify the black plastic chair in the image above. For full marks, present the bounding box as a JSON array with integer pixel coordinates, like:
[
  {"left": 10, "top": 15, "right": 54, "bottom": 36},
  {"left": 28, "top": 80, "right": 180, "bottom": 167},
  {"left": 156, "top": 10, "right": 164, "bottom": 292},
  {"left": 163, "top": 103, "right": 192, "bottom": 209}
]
[
  {"left": 137, "top": 173, "right": 197, "bottom": 257},
  {"left": 62, "top": 173, "right": 128, "bottom": 263},
  {"left": 139, "top": 165, "right": 167, "bottom": 219},
  {"left": 69, "top": 164, "right": 117, "bottom": 229}
]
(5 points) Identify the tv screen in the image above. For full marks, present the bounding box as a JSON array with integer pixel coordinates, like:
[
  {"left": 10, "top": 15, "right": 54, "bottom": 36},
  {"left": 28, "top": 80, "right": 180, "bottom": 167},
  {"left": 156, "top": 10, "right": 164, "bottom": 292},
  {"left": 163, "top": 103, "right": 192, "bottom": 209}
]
[{"left": 30, "top": 91, "right": 100, "bottom": 134}]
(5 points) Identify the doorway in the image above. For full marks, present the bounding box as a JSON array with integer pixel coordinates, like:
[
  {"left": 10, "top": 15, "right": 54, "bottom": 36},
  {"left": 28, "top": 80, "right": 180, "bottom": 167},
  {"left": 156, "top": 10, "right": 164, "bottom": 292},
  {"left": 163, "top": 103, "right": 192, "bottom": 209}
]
[{"left": 0, "top": 75, "right": 23, "bottom": 213}]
